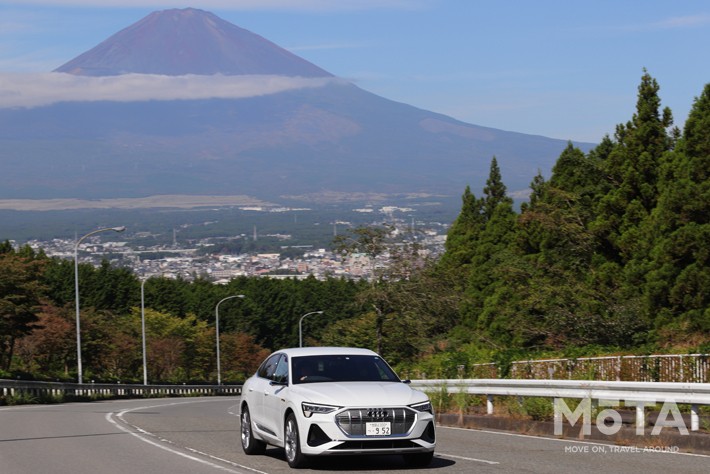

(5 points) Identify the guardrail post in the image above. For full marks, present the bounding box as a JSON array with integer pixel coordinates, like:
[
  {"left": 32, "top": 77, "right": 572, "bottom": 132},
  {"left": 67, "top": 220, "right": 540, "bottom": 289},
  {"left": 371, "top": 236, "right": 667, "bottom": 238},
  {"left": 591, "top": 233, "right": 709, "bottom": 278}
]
[
  {"left": 635, "top": 404, "right": 646, "bottom": 432},
  {"left": 616, "top": 356, "right": 622, "bottom": 381},
  {"left": 691, "top": 404, "right": 699, "bottom": 431},
  {"left": 486, "top": 395, "right": 494, "bottom": 415}
]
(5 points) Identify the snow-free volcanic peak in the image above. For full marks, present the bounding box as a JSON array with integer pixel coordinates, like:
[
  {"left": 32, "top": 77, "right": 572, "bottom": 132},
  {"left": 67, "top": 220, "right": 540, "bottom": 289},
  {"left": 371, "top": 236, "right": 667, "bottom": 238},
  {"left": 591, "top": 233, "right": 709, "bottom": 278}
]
[
  {"left": 0, "top": 8, "right": 593, "bottom": 202},
  {"left": 54, "top": 8, "right": 332, "bottom": 77}
]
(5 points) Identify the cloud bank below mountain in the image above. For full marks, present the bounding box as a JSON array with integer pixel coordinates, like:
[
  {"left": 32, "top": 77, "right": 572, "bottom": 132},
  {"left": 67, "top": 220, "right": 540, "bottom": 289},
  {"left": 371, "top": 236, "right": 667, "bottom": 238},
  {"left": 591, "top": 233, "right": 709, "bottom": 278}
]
[{"left": 0, "top": 72, "right": 345, "bottom": 108}]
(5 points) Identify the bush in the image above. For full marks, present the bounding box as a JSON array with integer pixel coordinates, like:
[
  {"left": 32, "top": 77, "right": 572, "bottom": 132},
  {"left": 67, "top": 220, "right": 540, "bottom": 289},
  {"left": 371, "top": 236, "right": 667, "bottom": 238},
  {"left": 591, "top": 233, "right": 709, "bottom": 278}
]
[
  {"left": 426, "top": 386, "right": 451, "bottom": 414},
  {"left": 494, "top": 396, "right": 555, "bottom": 421},
  {"left": 523, "top": 397, "right": 554, "bottom": 421},
  {"left": 0, "top": 391, "right": 65, "bottom": 406}
]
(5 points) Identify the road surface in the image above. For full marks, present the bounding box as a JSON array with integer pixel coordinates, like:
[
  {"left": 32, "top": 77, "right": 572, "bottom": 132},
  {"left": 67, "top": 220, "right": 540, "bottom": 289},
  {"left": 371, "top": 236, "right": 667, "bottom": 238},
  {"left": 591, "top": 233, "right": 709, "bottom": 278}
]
[{"left": 1, "top": 397, "right": 708, "bottom": 473}]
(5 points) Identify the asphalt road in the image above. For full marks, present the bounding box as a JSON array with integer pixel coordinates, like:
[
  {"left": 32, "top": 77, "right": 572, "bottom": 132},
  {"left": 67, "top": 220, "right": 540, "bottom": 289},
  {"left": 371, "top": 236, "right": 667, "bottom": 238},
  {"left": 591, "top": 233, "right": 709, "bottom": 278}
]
[{"left": 1, "top": 397, "right": 708, "bottom": 473}]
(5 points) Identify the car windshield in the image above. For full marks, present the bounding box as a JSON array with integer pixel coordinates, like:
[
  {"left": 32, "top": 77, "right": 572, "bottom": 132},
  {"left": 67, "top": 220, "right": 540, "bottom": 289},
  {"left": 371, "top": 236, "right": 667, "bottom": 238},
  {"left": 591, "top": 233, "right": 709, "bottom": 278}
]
[{"left": 291, "top": 354, "right": 400, "bottom": 384}]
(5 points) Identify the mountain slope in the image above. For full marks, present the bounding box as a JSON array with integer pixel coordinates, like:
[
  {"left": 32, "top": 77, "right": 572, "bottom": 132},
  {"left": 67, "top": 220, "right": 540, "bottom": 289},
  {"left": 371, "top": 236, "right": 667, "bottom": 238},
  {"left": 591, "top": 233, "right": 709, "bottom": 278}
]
[
  {"left": 54, "top": 8, "right": 331, "bottom": 77},
  {"left": 0, "top": 8, "right": 593, "bottom": 202}
]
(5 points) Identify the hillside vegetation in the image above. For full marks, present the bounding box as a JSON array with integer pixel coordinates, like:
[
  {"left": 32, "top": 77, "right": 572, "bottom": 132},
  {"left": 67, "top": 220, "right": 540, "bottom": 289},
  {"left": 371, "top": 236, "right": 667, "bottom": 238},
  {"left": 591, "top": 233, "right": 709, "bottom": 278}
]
[
  {"left": 428, "top": 71, "right": 710, "bottom": 371},
  {"left": 1, "top": 71, "right": 708, "bottom": 383}
]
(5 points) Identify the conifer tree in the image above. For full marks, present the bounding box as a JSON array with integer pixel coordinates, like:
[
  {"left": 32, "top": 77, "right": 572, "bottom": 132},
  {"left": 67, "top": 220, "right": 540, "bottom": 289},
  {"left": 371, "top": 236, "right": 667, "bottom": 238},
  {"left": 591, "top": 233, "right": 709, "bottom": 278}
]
[
  {"left": 462, "top": 158, "right": 517, "bottom": 332},
  {"left": 439, "top": 185, "right": 484, "bottom": 276},
  {"left": 594, "top": 70, "right": 674, "bottom": 263},
  {"left": 645, "top": 83, "right": 710, "bottom": 333},
  {"left": 507, "top": 143, "right": 641, "bottom": 348},
  {"left": 680, "top": 83, "right": 710, "bottom": 180},
  {"left": 521, "top": 171, "right": 546, "bottom": 213},
  {"left": 482, "top": 157, "right": 510, "bottom": 219}
]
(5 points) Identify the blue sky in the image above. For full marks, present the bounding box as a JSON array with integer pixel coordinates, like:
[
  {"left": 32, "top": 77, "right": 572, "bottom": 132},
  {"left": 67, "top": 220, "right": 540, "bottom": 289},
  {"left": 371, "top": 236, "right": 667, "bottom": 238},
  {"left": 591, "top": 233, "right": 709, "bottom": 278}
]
[{"left": 1, "top": 0, "right": 709, "bottom": 143}]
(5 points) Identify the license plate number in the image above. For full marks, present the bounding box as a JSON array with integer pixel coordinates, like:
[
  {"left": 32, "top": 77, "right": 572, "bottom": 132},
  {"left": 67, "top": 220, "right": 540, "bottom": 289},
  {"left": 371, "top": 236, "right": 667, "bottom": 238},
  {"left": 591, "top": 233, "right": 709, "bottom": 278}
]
[{"left": 366, "top": 422, "right": 391, "bottom": 436}]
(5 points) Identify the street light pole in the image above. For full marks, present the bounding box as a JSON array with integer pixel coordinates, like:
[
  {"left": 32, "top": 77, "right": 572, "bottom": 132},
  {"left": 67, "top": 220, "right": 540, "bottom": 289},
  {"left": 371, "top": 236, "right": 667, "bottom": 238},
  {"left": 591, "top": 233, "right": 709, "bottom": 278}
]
[
  {"left": 299, "top": 311, "right": 324, "bottom": 348},
  {"left": 74, "top": 226, "right": 126, "bottom": 384},
  {"left": 215, "top": 295, "right": 245, "bottom": 385},
  {"left": 140, "top": 277, "right": 148, "bottom": 386}
]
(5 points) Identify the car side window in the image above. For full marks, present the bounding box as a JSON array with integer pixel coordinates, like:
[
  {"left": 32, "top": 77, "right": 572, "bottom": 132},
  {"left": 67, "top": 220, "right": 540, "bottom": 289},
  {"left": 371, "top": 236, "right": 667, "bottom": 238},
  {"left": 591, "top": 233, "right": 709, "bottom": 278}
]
[
  {"left": 257, "top": 353, "right": 281, "bottom": 379},
  {"left": 273, "top": 355, "right": 289, "bottom": 384}
]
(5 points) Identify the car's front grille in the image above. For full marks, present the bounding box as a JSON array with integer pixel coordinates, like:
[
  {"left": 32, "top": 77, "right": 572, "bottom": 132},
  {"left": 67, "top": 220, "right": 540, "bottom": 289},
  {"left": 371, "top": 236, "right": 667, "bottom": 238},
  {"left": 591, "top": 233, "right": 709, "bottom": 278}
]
[
  {"left": 335, "top": 407, "right": 416, "bottom": 436},
  {"left": 331, "top": 439, "right": 419, "bottom": 450}
]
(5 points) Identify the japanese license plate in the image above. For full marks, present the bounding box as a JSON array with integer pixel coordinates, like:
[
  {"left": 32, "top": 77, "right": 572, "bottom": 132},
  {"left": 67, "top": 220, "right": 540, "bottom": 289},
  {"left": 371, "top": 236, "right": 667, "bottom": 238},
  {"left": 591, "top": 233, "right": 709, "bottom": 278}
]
[{"left": 365, "top": 422, "right": 391, "bottom": 436}]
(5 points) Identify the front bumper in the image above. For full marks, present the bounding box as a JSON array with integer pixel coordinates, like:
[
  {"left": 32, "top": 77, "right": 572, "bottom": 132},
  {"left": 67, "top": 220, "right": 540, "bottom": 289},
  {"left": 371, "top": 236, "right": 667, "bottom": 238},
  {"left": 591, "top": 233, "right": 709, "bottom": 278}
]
[{"left": 298, "top": 408, "right": 436, "bottom": 456}]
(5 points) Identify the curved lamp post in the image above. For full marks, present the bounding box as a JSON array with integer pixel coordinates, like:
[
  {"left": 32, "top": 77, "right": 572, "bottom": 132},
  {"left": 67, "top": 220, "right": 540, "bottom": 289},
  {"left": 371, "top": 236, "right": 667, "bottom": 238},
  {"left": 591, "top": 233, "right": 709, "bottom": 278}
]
[
  {"left": 215, "top": 295, "right": 245, "bottom": 385},
  {"left": 299, "top": 311, "right": 324, "bottom": 347},
  {"left": 74, "top": 226, "right": 126, "bottom": 384}
]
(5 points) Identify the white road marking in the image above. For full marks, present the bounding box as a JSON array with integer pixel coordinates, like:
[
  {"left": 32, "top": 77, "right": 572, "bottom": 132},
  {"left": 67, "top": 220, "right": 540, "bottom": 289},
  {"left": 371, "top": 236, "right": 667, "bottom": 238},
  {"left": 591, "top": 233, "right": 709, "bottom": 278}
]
[
  {"left": 106, "top": 399, "right": 271, "bottom": 474},
  {"left": 437, "top": 452, "right": 500, "bottom": 464}
]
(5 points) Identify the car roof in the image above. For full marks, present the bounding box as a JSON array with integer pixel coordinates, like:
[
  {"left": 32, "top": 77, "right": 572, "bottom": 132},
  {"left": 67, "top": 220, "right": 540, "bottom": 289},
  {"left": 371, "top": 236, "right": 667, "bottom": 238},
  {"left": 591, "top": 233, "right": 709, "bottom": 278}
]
[{"left": 273, "top": 347, "right": 380, "bottom": 358}]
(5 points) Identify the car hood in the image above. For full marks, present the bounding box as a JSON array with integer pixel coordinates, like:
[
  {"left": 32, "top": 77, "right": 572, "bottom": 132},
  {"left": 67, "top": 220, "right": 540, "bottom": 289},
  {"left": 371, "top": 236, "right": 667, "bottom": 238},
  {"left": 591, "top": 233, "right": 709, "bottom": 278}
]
[{"left": 290, "top": 381, "right": 427, "bottom": 407}]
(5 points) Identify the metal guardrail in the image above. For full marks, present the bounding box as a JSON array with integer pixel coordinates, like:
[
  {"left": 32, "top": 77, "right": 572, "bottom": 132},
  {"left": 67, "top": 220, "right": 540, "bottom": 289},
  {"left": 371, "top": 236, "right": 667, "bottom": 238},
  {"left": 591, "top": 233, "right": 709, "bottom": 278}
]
[
  {"left": 4, "top": 377, "right": 709, "bottom": 433},
  {"left": 411, "top": 378, "right": 710, "bottom": 432},
  {"left": 0, "top": 379, "right": 241, "bottom": 401}
]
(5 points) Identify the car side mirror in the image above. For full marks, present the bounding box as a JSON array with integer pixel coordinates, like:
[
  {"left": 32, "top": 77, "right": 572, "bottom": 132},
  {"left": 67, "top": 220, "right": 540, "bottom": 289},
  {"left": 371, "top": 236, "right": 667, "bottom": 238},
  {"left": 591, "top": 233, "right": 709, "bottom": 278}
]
[{"left": 402, "top": 379, "right": 411, "bottom": 384}]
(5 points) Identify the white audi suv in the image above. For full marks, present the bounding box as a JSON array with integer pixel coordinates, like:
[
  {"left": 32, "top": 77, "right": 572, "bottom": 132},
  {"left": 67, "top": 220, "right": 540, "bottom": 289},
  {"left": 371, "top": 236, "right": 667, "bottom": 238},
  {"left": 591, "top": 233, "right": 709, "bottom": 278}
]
[{"left": 239, "top": 347, "right": 436, "bottom": 468}]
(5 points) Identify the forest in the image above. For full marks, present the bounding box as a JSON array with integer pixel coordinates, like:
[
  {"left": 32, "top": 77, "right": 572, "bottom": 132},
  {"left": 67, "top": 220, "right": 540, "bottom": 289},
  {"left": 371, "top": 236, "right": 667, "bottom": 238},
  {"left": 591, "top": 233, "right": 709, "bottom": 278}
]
[{"left": 1, "top": 71, "right": 708, "bottom": 383}]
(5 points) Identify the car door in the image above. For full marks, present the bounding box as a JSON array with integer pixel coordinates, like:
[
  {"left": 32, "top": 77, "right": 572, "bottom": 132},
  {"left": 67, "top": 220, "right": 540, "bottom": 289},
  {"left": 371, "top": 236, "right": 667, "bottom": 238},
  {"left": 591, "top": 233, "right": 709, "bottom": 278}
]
[
  {"left": 247, "top": 353, "right": 281, "bottom": 436},
  {"left": 261, "top": 354, "right": 289, "bottom": 439}
]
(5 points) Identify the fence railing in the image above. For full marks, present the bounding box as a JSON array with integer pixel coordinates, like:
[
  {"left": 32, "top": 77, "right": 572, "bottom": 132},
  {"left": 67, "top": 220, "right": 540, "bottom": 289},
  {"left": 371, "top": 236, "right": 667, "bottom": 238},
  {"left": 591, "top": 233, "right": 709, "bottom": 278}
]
[
  {"left": 463, "top": 354, "right": 710, "bottom": 382},
  {"left": 0, "top": 379, "right": 241, "bottom": 402},
  {"left": 410, "top": 378, "right": 710, "bottom": 432},
  {"left": 4, "top": 377, "right": 709, "bottom": 434}
]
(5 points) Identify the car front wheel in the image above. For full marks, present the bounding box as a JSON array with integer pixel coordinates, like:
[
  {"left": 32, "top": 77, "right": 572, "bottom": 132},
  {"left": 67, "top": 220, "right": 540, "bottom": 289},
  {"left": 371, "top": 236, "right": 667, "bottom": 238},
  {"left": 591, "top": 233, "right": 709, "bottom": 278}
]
[
  {"left": 284, "top": 413, "right": 308, "bottom": 468},
  {"left": 240, "top": 405, "right": 266, "bottom": 455}
]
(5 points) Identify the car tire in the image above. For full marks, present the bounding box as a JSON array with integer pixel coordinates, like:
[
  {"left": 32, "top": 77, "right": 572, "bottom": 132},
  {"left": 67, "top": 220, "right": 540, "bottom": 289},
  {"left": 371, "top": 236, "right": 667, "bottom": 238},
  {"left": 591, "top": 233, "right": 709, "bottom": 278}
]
[
  {"left": 240, "top": 405, "right": 266, "bottom": 455},
  {"left": 284, "top": 413, "right": 308, "bottom": 468},
  {"left": 403, "top": 451, "right": 434, "bottom": 467}
]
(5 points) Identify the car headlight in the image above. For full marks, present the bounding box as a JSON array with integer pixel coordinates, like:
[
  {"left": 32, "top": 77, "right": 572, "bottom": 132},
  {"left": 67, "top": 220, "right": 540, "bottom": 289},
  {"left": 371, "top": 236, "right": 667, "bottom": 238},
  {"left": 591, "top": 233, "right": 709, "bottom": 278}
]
[
  {"left": 409, "top": 400, "right": 433, "bottom": 414},
  {"left": 302, "top": 402, "right": 340, "bottom": 418}
]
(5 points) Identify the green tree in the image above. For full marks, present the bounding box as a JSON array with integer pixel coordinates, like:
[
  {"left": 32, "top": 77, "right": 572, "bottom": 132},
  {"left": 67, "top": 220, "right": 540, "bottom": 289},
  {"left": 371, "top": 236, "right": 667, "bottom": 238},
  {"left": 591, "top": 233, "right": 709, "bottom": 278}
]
[
  {"left": 439, "top": 186, "right": 485, "bottom": 276},
  {"left": 143, "top": 276, "right": 190, "bottom": 318},
  {"left": 645, "top": 83, "right": 710, "bottom": 336},
  {"left": 462, "top": 158, "right": 517, "bottom": 331},
  {"left": 593, "top": 70, "right": 674, "bottom": 264},
  {"left": 376, "top": 262, "right": 462, "bottom": 365},
  {"left": 123, "top": 307, "right": 216, "bottom": 383},
  {"left": 0, "top": 245, "right": 46, "bottom": 371},
  {"left": 84, "top": 261, "right": 137, "bottom": 314},
  {"left": 518, "top": 144, "right": 600, "bottom": 273},
  {"left": 43, "top": 258, "right": 139, "bottom": 314},
  {"left": 333, "top": 225, "right": 396, "bottom": 354},
  {"left": 42, "top": 258, "right": 75, "bottom": 308},
  {"left": 482, "top": 157, "right": 509, "bottom": 219}
]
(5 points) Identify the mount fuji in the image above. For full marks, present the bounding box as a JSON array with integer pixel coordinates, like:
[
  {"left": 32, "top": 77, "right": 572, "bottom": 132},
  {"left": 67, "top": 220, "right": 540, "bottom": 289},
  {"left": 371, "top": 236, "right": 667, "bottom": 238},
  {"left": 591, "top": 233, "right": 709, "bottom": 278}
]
[{"left": 0, "top": 8, "right": 592, "bottom": 202}]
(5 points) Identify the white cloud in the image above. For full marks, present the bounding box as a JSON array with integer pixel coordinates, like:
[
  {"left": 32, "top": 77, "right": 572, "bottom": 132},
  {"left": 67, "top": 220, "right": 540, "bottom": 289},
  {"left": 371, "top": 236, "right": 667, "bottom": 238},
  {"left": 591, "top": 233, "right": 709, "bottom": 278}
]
[
  {"left": 1, "top": 0, "right": 425, "bottom": 11},
  {"left": 0, "top": 72, "right": 345, "bottom": 108},
  {"left": 651, "top": 13, "right": 710, "bottom": 29},
  {"left": 611, "top": 13, "right": 710, "bottom": 32}
]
